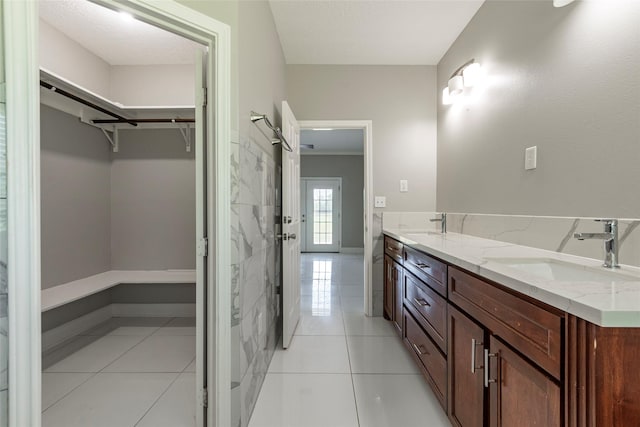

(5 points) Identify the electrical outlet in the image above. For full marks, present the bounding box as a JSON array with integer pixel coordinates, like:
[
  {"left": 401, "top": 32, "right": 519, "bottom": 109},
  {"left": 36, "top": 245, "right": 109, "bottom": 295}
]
[
  {"left": 525, "top": 146, "right": 537, "bottom": 170},
  {"left": 400, "top": 180, "right": 408, "bottom": 192},
  {"left": 374, "top": 196, "right": 386, "bottom": 208}
]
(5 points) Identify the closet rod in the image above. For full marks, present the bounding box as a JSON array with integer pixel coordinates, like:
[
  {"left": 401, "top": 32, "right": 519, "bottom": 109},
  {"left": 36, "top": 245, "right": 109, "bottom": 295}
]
[
  {"left": 40, "top": 80, "right": 138, "bottom": 127},
  {"left": 92, "top": 118, "right": 195, "bottom": 124}
]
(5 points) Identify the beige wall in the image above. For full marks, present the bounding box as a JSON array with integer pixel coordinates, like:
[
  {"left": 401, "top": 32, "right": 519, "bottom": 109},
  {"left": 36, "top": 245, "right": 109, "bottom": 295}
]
[
  {"left": 301, "top": 155, "right": 365, "bottom": 248},
  {"left": 40, "top": 105, "right": 111, "bottom": 289},
  {"left": 437, "top": 1, "right": 640, "bottom": 218},
  {"left": 286, "top": 65, "right": 438, "bottom": 213}
]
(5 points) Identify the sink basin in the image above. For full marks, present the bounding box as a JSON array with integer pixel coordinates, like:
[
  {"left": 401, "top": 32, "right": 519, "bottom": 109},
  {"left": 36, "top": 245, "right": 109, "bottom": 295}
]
[
  {"left": 486, "top": 257, "right": 640, "bottom": 283},
  {"left": 405, "top": 231, "right": 442, "bottom": 239}
]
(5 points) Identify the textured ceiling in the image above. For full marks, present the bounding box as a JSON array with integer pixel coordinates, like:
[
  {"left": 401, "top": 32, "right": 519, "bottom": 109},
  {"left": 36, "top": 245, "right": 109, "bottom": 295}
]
[
  {"left": 39, "top": 0, "right": 203, "bottom": 66},
  {"left": 269, "top": 0, "right": 485, "bottom": 65},
  {"left": 301, "top": 129, "right": 364, "bottom": 154}
]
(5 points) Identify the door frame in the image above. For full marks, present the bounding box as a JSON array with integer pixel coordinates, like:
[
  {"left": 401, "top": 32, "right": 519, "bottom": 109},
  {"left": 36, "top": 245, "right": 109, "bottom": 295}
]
[
  {"left": 3, "top": 1, "right": 231, "bottom": 425},
  {"left": 297, "top": 120, "right": 373, "bottom": 316},
  {"left": 300, "top": 177, "right": 342, "bottom": 253}
]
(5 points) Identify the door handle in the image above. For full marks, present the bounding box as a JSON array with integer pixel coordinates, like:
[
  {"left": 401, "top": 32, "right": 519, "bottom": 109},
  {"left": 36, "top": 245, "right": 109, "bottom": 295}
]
[{"left": 288, "top": 233, "right": 297, "bottom": 240}]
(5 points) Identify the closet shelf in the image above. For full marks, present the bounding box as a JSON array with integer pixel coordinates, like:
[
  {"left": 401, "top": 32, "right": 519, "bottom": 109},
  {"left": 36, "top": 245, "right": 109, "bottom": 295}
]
[{"left": 41, "top": 269, "right": 196, "bottom": 312}]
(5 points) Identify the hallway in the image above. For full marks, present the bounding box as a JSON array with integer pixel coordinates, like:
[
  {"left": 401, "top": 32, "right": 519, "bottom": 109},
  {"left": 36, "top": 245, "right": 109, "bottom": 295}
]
[{"left": 248, "top": 253, "right": 450, "bottom": 427}]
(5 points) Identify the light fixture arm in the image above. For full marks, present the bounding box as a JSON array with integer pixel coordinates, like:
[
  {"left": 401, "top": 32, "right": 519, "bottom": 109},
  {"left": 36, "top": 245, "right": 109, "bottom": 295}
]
[{"left": 449, "top": 58, "right": 476, "bottom": 79}]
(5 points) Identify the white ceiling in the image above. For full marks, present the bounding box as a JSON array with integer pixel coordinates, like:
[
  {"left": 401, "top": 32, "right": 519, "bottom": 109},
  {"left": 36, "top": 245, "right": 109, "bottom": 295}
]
[
  {"left": 300, "top": 129, "right": 364, "bottom": 154},
  {"left": 269, "top": 0, "right": 485, "bottom": 65},
  {"left": 39, "top": 0, "right": 202, "bottom": 66}
]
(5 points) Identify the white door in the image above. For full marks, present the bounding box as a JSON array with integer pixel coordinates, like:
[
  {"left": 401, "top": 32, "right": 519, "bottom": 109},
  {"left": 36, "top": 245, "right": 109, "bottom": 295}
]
[
  {"left": 281, "top": 101, "right": 301, "bottom": 349},
  {"left": 194, "top": 50, "right": 208, "bottom": 426},
  {"left": 301, "top": 178, "right": 341, "bottom": 253}
]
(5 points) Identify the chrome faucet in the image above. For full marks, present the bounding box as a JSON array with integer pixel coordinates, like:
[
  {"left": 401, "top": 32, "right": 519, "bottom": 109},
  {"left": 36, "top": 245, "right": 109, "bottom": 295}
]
[
  {"left": 574, "top": 219, "right": 619, "bottom": 268},
  {"left": 430, "top": 213, "right": 447, "bottom": 234}
]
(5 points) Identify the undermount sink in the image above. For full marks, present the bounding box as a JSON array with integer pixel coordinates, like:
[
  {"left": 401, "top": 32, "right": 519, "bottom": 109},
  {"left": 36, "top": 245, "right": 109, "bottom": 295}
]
[
  {"left": 486, "top": 257, "right": 640, "bottom": 283},
  {"left": 405, "top": 231, "right": 443, "bottom": 239}
]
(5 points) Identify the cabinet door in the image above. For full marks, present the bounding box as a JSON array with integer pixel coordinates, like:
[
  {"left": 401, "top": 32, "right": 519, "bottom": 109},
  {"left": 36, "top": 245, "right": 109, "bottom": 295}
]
[
  {"left": 383, "top": 255, "right": 394, "bottom": 320},
  {"left": 488, "top": 336, "right": 560, "bottom": 427},
  {"left": 448, "top": 306, "right": 485, "bottom": 427},
  {"left": 393, "top": 262, "right": 403, "bottom": 334}
]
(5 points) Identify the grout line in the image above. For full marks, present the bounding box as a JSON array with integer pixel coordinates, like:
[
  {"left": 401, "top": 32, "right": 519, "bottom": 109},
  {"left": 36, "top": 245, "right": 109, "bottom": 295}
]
[
  {"left": 133, "top": 371, "right": 182, "bottom": 427},
  {"left": 41, "top": 371, "right": 98, "bottom": 413}
]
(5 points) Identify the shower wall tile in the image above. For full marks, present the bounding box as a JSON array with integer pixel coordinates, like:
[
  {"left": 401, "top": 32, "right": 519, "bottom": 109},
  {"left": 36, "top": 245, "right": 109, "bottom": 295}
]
[{"left": 232, "top": 136, "right": 280, "bottom": 427}]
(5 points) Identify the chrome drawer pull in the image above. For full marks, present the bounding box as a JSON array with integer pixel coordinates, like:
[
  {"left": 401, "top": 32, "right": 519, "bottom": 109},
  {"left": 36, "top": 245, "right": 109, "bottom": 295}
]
[
  {"left": 413, "top": 297, "right": 430, "bottom": 307},
  {"left": 415, "top": 262, "right": 431, "bottom": 270},
  {"left": 484, "top": 349, "right": 497, "bottom": 388},
  {"left": 471, "top": 339, "right": 477, "bottom": 373},
  {"left": 412, "top": 343, "right": 429, "bottom": 356}
]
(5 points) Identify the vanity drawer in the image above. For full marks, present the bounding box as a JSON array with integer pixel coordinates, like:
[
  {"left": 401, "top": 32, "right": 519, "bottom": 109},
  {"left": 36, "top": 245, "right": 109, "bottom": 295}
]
[
  {"left": 384, "top": 236, "right": 403, "bottom": 264},
  {"left": 448, "top": 266, "right": 563, "bottom": 380},
  {"left": 403, "top": 310, "right": 447, "bottom": 409},
  {"left": 403, "top": 246, "right": 447, "bottom": 297},
  {"left": 404, "top": 271, "right": 447, "bottom": 353}
]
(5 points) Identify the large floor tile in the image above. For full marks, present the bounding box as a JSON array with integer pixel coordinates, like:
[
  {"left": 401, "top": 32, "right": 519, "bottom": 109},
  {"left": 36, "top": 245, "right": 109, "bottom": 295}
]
[
  {"left": 44, "top": 335, "right": 145, "bottom": 373},
  {"left": 137, "top": 373, "right": 196, "bottom": 427},
  {"left": 248, "top": 373, "right": 359, "bottom": 427},
  {"left": 340, "top": 285, "right": 365, "bottom": 298},
  {"left": 184, "top": 358, "right": 196, "bottom": 373},
  {"left": 341, "top": 296, "right": 366, "bottom": 314},
  {"left": 42, "top": 335, "right": 102, "bottom": 370},
  {"left": 103, "top": 335, "right": 195, "bottom": 373},
  {"left": 300, "top": 294, "right": 341, "bottom": 315},
  {"left": 268, "top": 335, "right": 350, "bottom": 373},
  {"left": 153, "top": 317, "right": 196, "bottom": 336},
  {"left": 294, "top": 312, "right": 345, "bottom": 336},
  {"left": 41, "top": 373, "right": 93, "bottom": 411},
  {"left": 353, "top": 374, "right": 451, "bottom": 427},
  {"left": 42, "top": 373, "right": 177, "bottom": 427},
  {"left": 347, "top": 336, "right": 420, "bottom": 374},
  {"left": 343, "top": 314, "right": 397, "bottom": 336}
]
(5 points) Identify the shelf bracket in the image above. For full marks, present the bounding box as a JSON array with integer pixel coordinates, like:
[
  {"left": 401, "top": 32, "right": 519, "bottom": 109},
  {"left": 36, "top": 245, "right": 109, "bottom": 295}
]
[
  {"left": 179, "top": 124, "right": 192, "bottom": 152},
  {"left": 100, "top": 128, "right": 119, "bottom": 152}
]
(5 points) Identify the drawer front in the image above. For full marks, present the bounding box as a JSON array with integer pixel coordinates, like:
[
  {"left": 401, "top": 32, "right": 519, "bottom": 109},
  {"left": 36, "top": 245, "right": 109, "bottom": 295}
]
[
  {"left": 404, "top": 310, "right": 447, "bottom": 409},
  {"left": 384, "top": 236, "right": 403, "bottom": 264},
  {"left": 403, "top": 246, "right": 447, "bottom": 297},
  {"left": 448, "top": 266, "right": 563, "bottom": 380},
  {"left": 404, "top": 271, "right": 447, "bottom": 353}
]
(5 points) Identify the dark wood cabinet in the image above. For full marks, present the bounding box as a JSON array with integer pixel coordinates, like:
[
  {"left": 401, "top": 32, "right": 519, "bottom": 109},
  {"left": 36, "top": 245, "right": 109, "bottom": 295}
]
[
  {"left": 488, "top": 335, "right": 560, "bottom": 427},
  {"left": 448, "top": 306, "right": 485, "bottom": 427},
  {"left": 383, "top": 232, "right": 640, "bottom": 426},
  {"left": 383, "top": 248, "right": 403, "bottom": 335},
  {"left": 383, "top": 255, "right": 394, "bottom": 321}
]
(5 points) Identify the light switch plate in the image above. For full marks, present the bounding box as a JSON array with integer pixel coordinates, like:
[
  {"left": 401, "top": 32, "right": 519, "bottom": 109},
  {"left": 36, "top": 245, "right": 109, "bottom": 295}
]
[
  {"left": 400, "top": 180, "right": 408, "bottom": 192},
  {"left": 525, "top": 146, "right": 537, "bottom": 170},
  {"left": 374, "top": 196, "right": 386, "bottom": 208}
]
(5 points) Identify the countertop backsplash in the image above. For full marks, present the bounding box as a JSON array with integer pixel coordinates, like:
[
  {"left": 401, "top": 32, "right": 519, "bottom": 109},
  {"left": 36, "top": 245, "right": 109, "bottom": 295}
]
[{"left": 382, "top": 212, "right": 640, "bottom": 269}]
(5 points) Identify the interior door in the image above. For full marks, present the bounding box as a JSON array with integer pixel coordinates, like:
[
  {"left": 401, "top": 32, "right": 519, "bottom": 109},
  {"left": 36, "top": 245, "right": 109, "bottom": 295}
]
[
  {"left": 194, "top": 49, "right": 208, "bottom": 427},
  {"left": 300, "top": 182, "right": 307, "bottom": 251},
  {"left": 302, "top": 178, "right": 341, "bottom": 253},
  {"left": 281, "top": 101, "right": 301, "bottom": 349}
]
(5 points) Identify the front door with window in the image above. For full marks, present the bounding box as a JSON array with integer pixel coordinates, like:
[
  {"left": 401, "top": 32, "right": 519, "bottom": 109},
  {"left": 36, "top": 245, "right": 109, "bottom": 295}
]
[{"left": 301, "top": 178, "right": 341, "bottom": 252}]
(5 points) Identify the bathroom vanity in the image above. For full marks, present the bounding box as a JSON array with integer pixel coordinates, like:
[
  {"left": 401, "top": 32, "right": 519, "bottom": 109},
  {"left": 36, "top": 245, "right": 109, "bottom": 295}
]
[{"left": 383, "top": 230, "right": 640, "bottom": 427}]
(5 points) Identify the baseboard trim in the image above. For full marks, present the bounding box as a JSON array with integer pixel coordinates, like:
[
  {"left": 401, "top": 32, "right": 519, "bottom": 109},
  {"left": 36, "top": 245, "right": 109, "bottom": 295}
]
[
  {"left": 42, "top": 303, "right": 196, "bottom": 351},
  {"left": 341, "top": 247, "right": 364, "bottom": 254},
  {"left": 111, "top": 303, "right": 196, "bottom": 317},
  {"left": 42, "top": 305, "right": 112, "bottom": 351}
]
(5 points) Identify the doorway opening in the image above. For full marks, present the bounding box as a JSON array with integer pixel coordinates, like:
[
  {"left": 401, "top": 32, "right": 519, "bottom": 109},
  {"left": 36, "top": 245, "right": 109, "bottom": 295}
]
[
  {"left": 298, "top": 121, "right": 373, "bottom": 316},
  {"left": 4, "top": 0, "right": 230, "bottom": 425}
]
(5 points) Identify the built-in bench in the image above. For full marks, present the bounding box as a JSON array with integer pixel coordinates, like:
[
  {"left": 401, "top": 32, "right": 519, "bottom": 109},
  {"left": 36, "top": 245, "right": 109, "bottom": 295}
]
[{"left": 41, "top": 270, "right": 196, "bottom": 351}]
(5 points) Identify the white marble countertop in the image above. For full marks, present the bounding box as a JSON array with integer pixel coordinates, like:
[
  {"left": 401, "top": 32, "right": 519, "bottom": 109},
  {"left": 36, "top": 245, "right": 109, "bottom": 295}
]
[
  {"left": 41, "top": 270, "right": 196, "bottom": 312},
  {"left": 384, "top": 228, "right": 640, "bottom": 327}
]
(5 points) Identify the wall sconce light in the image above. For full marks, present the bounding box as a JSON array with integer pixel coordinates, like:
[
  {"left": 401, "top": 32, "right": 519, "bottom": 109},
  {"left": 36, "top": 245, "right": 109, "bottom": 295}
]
[
  {"left": 442, "top": 58, "right": 482, "bottom": 105},
  {"left": 553, "top": 0, "right": 575, "bottom": 7}
]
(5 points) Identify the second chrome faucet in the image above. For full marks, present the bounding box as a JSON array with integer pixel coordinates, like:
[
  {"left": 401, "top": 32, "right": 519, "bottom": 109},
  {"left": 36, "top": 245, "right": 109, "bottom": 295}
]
[
  {"left": 430, "top": 213, "right": 447, "bottom": 234},
  {"left": 574, "top": 219, "right": 619, "bottom": 268}
]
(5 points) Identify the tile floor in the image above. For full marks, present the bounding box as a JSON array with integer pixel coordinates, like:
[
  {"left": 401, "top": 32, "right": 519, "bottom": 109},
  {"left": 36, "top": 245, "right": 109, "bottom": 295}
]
[
  {"left": 248, "top": 253, "right": 451, "bottom": 427},
  {"left": 42, "top": 317, "right": 196, "bottom": 427}
]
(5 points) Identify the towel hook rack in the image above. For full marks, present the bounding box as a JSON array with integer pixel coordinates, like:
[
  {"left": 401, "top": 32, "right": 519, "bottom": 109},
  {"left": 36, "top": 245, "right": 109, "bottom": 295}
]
[{"left": 250, "top": 111, "right": 293, "bottom": 152}]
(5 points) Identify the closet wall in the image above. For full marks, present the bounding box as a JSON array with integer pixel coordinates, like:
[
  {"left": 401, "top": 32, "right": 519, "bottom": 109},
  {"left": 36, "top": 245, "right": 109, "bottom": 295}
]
[
  {"left": 111, "top": 129, "right": 195, "bottom": 270},
  {"left": 41, "top": 105, "right": 111, "bottom": 289},
  {"left": 40, "top": 108, "right": 196, "bottom": 288}
]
